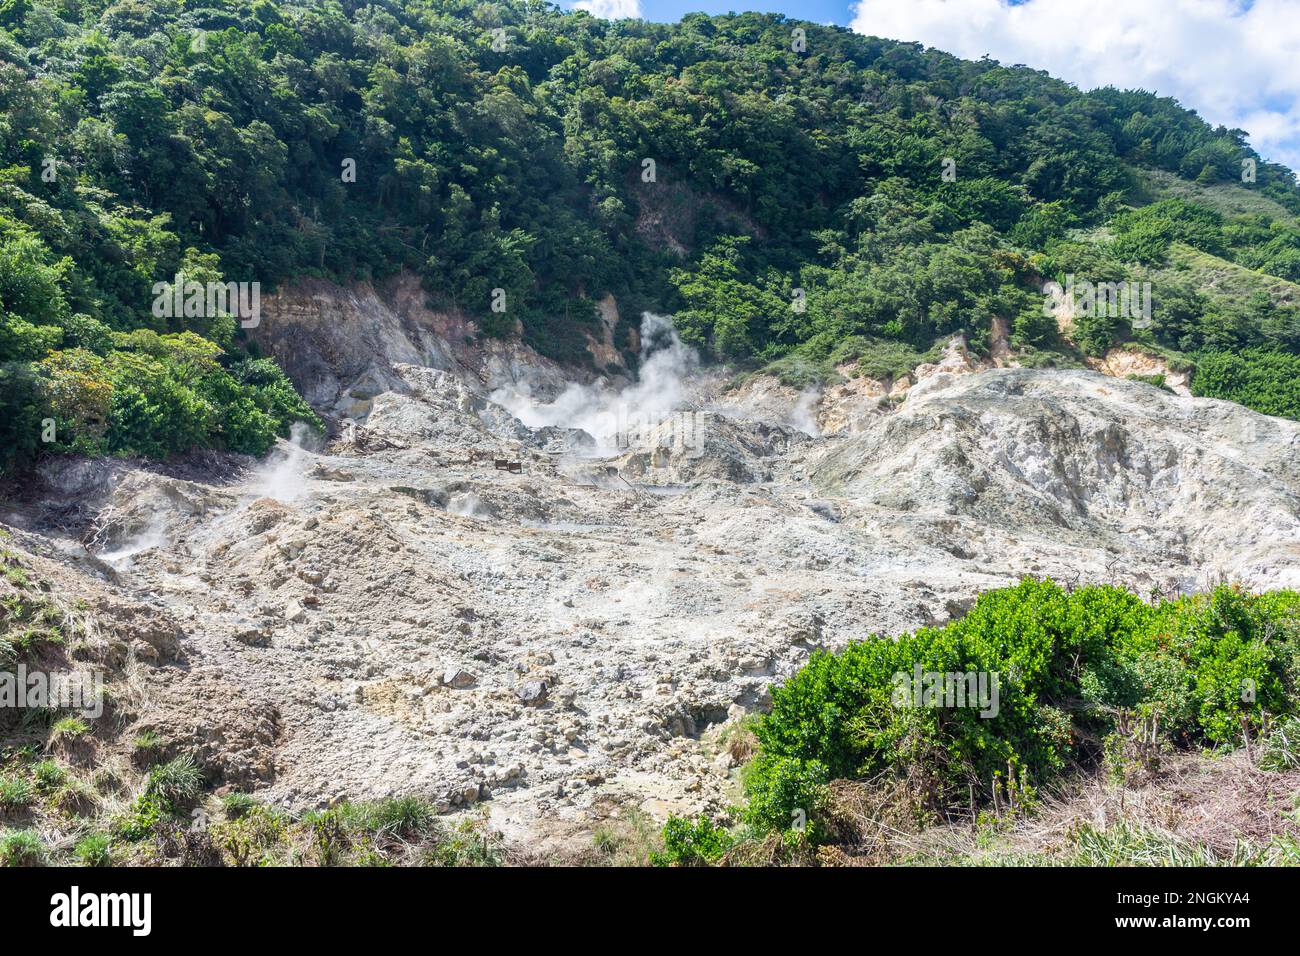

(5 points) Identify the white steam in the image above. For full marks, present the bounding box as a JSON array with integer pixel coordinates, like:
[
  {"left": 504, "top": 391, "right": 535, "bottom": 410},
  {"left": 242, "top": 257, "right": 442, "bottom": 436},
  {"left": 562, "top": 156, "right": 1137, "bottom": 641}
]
[
  {"left": 706, "top": 382, "right": 824, "bottom": 437},
  {"left": 253, "top": 422, "right": 320, "bottom": 503},
  {"left": 448, "top": 492, "right": 490, "bottom": 519},
  {"left": 790, "top": 387, "right": 823, "bottom": 438},
  {"left": 97, "top": 520, "right": 167, "bottom": 569},
  {"left": 491, "top": 313, "right": 698, "bottom": 454}
]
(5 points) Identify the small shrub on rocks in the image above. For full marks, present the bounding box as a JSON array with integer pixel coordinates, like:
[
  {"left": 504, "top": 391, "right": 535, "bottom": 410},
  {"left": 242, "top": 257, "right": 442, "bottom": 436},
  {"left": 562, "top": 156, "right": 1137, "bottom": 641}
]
[{"left": 650, "top": 815, "right": 733, "bottom": 867}]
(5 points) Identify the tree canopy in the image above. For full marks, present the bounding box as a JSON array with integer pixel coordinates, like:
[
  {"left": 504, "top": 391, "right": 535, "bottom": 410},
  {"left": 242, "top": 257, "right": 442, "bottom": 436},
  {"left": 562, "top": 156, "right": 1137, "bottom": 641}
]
[{"left": 3, "top": 1, "right": 1300, "bottom": 473}]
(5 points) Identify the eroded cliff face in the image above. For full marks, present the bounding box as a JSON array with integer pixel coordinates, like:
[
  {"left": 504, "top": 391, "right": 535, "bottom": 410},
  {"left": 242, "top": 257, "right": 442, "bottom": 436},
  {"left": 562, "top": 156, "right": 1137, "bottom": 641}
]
[
  {"left": 5, "top": 284, "right": 1299, "bottom": 852},
  {"left": 1085, "top": 348, "right": 1193, "bottom": 396},
  {"left": 249, "top": 274, "right": 587, "bottom": 419}
]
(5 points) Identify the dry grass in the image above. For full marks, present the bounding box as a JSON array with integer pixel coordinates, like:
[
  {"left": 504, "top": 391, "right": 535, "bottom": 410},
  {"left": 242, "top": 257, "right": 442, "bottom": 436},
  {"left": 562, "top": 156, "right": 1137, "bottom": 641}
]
[
  {"left": 582, "top": 806, "right": 664, "bottom": 867},
  {"left": 879, "top": 748, "right": 1300, "bottom": 866},
  {"left": 715, "top": 715, "right": 759, "bottom": 765}
]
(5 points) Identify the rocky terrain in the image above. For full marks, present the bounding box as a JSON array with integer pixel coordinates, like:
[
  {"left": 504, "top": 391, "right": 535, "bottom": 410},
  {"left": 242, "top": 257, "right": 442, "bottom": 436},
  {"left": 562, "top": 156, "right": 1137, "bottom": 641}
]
[{"left": 4, "top": 280, "right": 1299, "bottom": 855}]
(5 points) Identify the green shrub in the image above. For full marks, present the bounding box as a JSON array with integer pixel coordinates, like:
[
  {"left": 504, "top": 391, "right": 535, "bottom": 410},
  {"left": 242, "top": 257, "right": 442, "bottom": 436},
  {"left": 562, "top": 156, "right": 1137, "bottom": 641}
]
[
  {"left": 744, "top": 578, "right": 1300, "bottom": 842},
  {"left": 59, "top": 314, "right": 114, "bottom": 356},
  {"left": 231, "top": 359, "right": 323, "bottom": 438},
  {"left": 115, "top": 792, "right": 170, "bottom": 842},
  {"left": 36, "top": 348, "right": 112, "bottom": 455},
  {"left": 0, "top": 361, "right": 45, "bottom": 474},
  {"left": 210, "top": 805, "right": 285, "bottom": 866},
  {"left": 651, "top": 815, "right": 733, "bottom": 866},
  {"left": 1191, "top": 349, "right": 1300, "bottom": 420},
  {"left": 741, "top": 754, "right": 830, "bottom": 841}
]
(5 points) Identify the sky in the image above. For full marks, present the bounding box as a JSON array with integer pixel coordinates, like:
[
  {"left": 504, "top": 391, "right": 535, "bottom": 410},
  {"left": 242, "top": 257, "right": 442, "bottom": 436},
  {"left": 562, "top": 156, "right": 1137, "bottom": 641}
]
[{"left": 565, "top": 0, "right": 1300, "bottom": 174}]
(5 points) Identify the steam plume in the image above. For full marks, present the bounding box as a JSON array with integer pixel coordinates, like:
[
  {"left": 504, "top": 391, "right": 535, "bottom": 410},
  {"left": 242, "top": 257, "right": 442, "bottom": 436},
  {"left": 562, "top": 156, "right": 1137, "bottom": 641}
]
[{"left": 491, "top": 313, "right": 698, "bottom": 454}]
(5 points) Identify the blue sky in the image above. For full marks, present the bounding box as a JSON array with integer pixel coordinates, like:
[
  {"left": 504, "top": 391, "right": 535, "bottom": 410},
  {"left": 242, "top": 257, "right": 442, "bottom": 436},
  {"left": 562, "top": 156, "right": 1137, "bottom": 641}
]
[{"left": 566, "top": 0, "right": 1300, "bottom": 175}]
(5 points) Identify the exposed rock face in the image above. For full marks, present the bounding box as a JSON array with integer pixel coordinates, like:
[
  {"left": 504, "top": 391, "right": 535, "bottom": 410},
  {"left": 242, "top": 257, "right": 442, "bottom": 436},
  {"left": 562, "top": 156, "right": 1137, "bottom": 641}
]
[
  {"left": 588, "top": 295, "right": 628, "bottom": 372},
  {"left": 6, "top": 292, "right": 1299, "bottom": 853},
  {"left": 1086, "top": 348, "right": 1193, "bottom": 396},
  {"left": 252, "top": 275, "right": 580, "bottom": 416},
  {"left": 611, "top": 413, "right": 809, "bottom": 485},
  {"left": 813, "top": 369, "right": 1300, "bottom": 590},
  {"left": 712, "top": 331, "right": 1006, "bottom": 438}
]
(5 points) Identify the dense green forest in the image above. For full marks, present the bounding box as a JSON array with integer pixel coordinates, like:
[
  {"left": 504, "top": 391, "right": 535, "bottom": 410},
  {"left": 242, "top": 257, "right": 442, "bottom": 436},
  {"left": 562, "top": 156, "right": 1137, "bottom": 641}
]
[{"left": 3, "top": 0, "right": 1300, "bottom": 473}]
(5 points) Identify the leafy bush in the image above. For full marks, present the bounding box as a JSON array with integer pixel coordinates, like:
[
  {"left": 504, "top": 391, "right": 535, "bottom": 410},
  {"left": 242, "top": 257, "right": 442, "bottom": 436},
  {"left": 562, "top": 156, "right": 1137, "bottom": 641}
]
[
  {"left": 741, "top": 754, "right": 830, "bottom": 841},
  {"left": 38, "top": 348, "right": 113, "bottom": 454},
  {"left": 0, "top": 362, "right": 43, "bottom": 473},
  {"left": 650, "top": 815, "right": 734, "bottom": 866},
  {"left": 104, "top": 346, "right": 216, "bottom": 458},
  {"left": 742, "top": 579, "right": 1300, "bottom": 842},
  {"left": 209, "top": 805, "right": 286, "bottom": 866},
  {"left": 1191, "top": 349, "right": 1300, "bottom": 420},
  {"left": 59, "top": 314, "right": 114, "bottom": 356},
  {"left": 1109, "top": 199, "right": 1226, "bottom": 264},
  {"left": 115, "top": 792, "right": 170, "bottom": 842}
]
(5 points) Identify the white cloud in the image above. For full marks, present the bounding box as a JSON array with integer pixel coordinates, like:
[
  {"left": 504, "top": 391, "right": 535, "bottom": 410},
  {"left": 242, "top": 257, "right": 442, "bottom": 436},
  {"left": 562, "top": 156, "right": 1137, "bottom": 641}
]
[
  {"left": 849, "top": 0, "right": 1300, "bottom": 173},
  {"left": 573, "top": 0, "right": 642, "bottom": 19}
]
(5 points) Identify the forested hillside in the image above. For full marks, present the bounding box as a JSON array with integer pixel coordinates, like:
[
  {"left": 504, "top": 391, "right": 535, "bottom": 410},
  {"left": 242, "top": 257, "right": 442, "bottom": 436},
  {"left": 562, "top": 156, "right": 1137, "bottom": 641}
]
[{"left": 3, "top": 0, "right": 1300, "bottom": 474}]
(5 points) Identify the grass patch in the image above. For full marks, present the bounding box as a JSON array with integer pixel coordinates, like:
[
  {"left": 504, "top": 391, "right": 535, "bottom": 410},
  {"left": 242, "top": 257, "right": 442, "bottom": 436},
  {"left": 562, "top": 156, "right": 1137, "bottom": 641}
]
[
  {"left": 220, "top": 792, "right": 258, "bottom": 820},
  {"left": 591, "top": 808, "right": 663, "bottom": 866},
  {"left": 32, "top": 760, "right": 66, "bottom": 793},
  {"left": 143, "top": 755, "right": 204, "bottom": 809},
  {"left": 73, "top": 832, "right": 113, "bottom": 867},
  {"left": 1259, "top": 716, "right": 1300, "bottom": 772},
  {"left": 0, "top": 775, "right": 34, "bottom": 812},
  {"left": 132, "top": 729, "right": 163, "bottom": 753},
  {"left": 48, "top": 716, "right": 89, "bottom": 742},
  {"left": 0, "top": 828, "right": 45, "bottom": 866}
]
